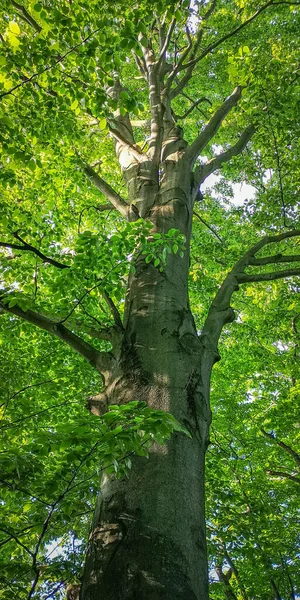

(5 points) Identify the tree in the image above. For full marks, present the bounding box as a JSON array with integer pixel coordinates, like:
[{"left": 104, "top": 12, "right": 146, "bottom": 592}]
[{"left": 0, "top": 0, "right": 299, "bottom": 598}]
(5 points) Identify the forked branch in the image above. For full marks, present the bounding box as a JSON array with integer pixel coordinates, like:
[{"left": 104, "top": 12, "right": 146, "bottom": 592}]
[{"left": 201, "top": 229, "right": 300, "bottom": 351}]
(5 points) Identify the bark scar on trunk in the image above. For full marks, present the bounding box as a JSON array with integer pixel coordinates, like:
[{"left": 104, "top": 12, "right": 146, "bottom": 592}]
[{"left": 89, "top": 523, "right": 123, "bottom": 545}]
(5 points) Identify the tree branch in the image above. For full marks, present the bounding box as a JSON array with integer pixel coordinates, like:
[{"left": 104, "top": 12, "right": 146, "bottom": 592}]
[
  {"left": 222, "top": 545, "right": 249, "bottom": 600},
  {"left": 175, "top": 97, "right": 212, "bottom": 120},
  {"left": 0, "top": 28, "right": 103, "bottom": 99},
  {"left": 0, "top": 301, "right": 114, "bottom": 376},
  {"left": 186, "top": 86, "right": 245, "bottom": 165},
  {"left": 101, "top": 290, "right": 124, "bottom": 329},
  {"left": 0, "top": 527, "right": 34, "bottom": 558},
  {"left": 67, "top": 320, "right": 120, "bottom": 342},
  {"left": 131, "top": 50, "right": 148, "bottom": 78},
  {"left": 108, "top": 124, "right": 145, "bottom": 161},
  {"left": 157, "top": 16, "right": 177, "bottom": 71},
  {"left": 167, "top": 1, "right": 275, "bottom": 100},
  {"left": 78, "top": 204, "right": 115, "bottom": 234},
  {"left": 196, "top": 124, "right": 256, "bottom": 182},
  {"left": 266, "top": 469, "right": 300, "bottom": 484},
  {"left": 261, "top": 429, "right": 300, "bottom": 467},
  {"left": 0, "top": 233, "right": 69, "bottom": 269},
  {"left": 193, "top": 210, "right": 224, "bottom": 244},
  {"left": 179, "top": 1, "right": 274, "bottom": 73},
  {"left": 11, "top": 0, "right": 42, "bottom": 32},
  {"left": 0, "top": 478, "right": 50, "bottom": 506},
  {"left": 215, "top": 564, "right": 238, "bottom": 600},
  {"left": 147, "top": 65, "right": 164, "bottom": 165},
  {"left": 167, "top": 26, "right": 204, "bottom": 99},
  {"left": 84, "top": 164, "right": 139, "bottom": 221},
  {"left": 249, "top": 253, "right": 300, "bottom": 266},
  {"left": 237, "top": 268, "right": 300, "bottom": 283},
  {"left": 201, "top": 229, "right": 300, "bottom": 354}
]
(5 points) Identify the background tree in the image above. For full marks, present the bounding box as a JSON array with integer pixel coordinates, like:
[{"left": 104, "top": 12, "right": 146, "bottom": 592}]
[{"left": 0, "top": 0, "right": 299, "bottom": 599}]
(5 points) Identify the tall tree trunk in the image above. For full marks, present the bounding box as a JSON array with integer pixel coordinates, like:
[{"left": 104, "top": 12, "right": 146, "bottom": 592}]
[{"left": 80, "top": 171, "right": 212, "bottom": 599}]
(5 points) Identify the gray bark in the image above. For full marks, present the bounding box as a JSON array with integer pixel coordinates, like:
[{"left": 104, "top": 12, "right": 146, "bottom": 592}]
[{"left": 80, "top": 163, "right": 212, "bottom": 599}]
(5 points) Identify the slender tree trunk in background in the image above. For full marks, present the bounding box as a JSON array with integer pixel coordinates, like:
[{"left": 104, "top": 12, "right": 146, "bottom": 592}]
[
  {"left": 215, "top": 565, "right": 238, "bottom": 600},
  {"left": 270, "top": 578, "right": 282, "bottom": 600},
  {"left": 223, "top": 548, "right": 249, "bottom": 600},
  {"left": 80, "top": 163, "right": 215, "bottom": 599}
]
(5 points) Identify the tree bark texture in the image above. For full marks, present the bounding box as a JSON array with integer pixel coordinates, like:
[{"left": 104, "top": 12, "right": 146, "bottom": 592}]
[{"left": 80, "top": 161, "right": 213, "bottom": 599}]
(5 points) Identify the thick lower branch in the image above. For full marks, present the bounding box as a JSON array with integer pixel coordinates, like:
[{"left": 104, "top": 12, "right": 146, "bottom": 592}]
[{"left": 0, "top": 301, "right": 114, "bottom": 376}]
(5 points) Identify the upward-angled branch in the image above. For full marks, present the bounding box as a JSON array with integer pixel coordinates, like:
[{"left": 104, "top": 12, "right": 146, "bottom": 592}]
[
  {"left": 132, "top": 50, "right": 148, "bottom": 78},
  {"left": 101, "top": 290, "right": 124, "bottom": 330},
  {"left": 238, "top": 268, "right": 300, "bottom": 283},
  {"left": 195, "top": 124, "right": 255, "bottom": 184},
  {"left": 178, "top": 1, "right": 274, "bottom": 75},
  {"left": 249, "top": 253, "right": 300, "bottom": 266},
  {"left": 243, "top": 229, "right": 300, "bottom": 254},
  {"left": 168, "top": 1, "right": 274, "bottom": 100},
  {"left": 174, "top": 97, "right": 212, "bottom": 120},
  {"left": 0, "top": 301, "right": 114, "bottom": 377},
  {"left": 166, "top": 26, "right": 204, "bottom": 99},
  {"left": 221, "top": 544, "right": 249, "bottom": 600},
  {"left": 186, "top": 87, "right": 244, "bottom": 165},
  {"left": 84, "top": 165, "right": 139, "bottom": 221},
  {"left": 215, "top": 564, "right": 238, "bottom": 600},
  {"left": 157, "top": 16, "right": 177, "bottom": 71},
  {"left": 201, "top": 229, "right": 300, "bottom": 353},
  {"left": 108, "top": 125, "right": 145, "bottom": 162}
]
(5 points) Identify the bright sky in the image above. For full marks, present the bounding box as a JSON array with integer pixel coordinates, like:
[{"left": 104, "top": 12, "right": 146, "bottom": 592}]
[{"left": 201, "top": 173, "right": 256, "bottom": 206}]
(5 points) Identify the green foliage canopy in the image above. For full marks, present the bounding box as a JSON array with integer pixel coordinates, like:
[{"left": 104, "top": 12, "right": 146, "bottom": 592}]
[{"left": 0, "top": 0, "right": 299, "bottom": 598}]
